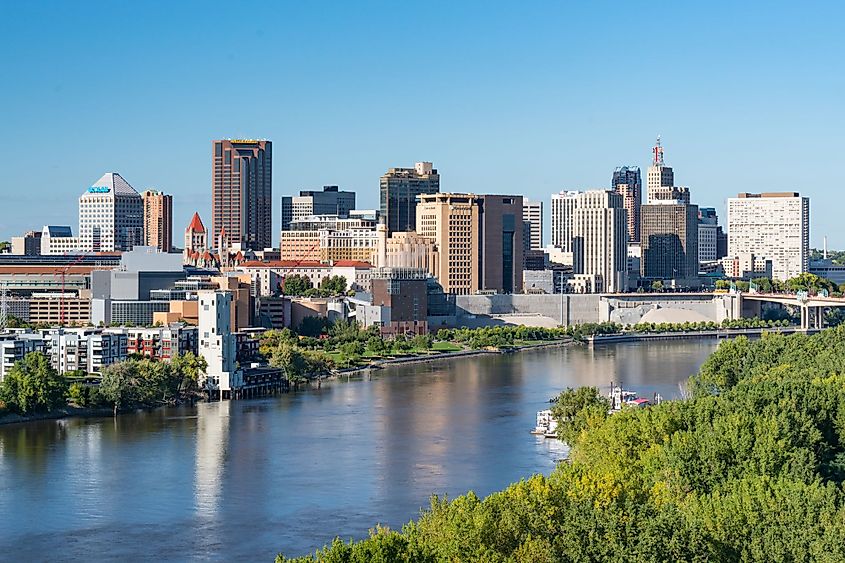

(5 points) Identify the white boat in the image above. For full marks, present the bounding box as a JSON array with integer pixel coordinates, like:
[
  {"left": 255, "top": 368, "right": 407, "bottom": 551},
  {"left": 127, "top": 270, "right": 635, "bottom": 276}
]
[
  {"left": 531, "top": 409, "right": 558, "bottom": 438},
  {"left": 608, "top": 382, "right": 660, "bottom": 412}
]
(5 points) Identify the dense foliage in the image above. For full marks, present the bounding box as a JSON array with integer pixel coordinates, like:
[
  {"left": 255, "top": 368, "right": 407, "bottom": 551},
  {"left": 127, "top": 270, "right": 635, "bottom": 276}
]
[
  {"left": 278, "top": 327, "right": 845, "bottom": 562},
  {"left": 0, "top": 352, "right": 68, "bottom": 414}
]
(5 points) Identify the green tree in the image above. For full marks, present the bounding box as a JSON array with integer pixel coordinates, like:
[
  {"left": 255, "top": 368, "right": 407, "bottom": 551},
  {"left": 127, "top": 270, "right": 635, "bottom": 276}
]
[
  {"left": 281, "top": 274, "right": 313, "bottom": 296},
  {"left": 297, "top": 316, "right": 330, "bottom": 338},
  {"left": 0, "top": 352, "right": 68, "bottom": 415},
  {"left": 550, "top": 386, "right": 609, "bottom": 445},
  {"left": 170, "top": 351, "right": 207, "bottom": 394},
  {"left": 651, "top": 280, "right": 664, "bottom": 292}
]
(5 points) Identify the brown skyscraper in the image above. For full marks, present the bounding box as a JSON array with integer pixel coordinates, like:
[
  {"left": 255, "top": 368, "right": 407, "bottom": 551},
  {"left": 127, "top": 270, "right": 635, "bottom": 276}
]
[
  {"left": 212, "top": 139, "right": 272, "bottom": 251},
  {"left": 141, "top": 189, "right": 173, "bottom": 252}
]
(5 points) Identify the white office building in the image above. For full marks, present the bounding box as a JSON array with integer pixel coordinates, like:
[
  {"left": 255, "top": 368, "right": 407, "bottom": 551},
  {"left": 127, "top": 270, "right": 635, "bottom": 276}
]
[
  {"left": 522, "top": 200, "right": 543, "bottom": 251},
  {"left": 551, "top": 190, "right": 627, "bottom": 293},
  {"left": 79, "top": 172, "right": 144, "bottom": 252},
  {"left": 198, "top": 291, "right": 241, "bottom": 399},
  {"left": 727, "top": 192, "right": 810, "bottom": 281}
]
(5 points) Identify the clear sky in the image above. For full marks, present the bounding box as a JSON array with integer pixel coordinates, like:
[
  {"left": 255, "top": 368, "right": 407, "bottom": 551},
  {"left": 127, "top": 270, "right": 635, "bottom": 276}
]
[{"left": 1, "top": 1, "right": 843, "bottom": 248}]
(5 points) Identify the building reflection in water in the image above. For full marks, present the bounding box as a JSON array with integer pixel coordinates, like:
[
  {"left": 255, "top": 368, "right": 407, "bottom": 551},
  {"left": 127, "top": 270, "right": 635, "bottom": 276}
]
[{"left": 194, "top": 400, "right": 230, "bottom": 521}]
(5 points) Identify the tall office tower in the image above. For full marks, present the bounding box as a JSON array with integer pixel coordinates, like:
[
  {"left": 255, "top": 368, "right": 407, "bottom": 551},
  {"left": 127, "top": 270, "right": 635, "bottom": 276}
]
[
  {"left": 641, "top": 202, "right": 700, "bottom": 287},
  {"left": 646, "top": 138, "right": 691, "bottom": 204},
  {"left": 79, "top": 172, "right": 144, "bottom": 252},
  {"left": 141, "top": 190, "right": 173, "bottom": 252},
  {"left": 572, "top": 191, "right": 628, "bottom": 293},
  {"left": 211, "top": 139, "right": 272, "bottom": 251},
  {"left": 611, "top": 166, "right": 642, "bottom": 242},
  {"left": 550, "top": 191, "right": 581, "bottom": 251},
  {"left": 416, "top": 193, "right": 523, "bottom": 294},
  {"left": 280, "top": 185, "right": 356, "bottom": 230},
  {"left": 727, "top": 192, "right": 810, "bottom": 281},
  {"left": 184, "top": 212, "right": 208, "bottom": 261},
  {"left": 380, "top": 162, "right": 440, "bottom": 234},
  {"left": 522, "top": 200, "right": 543, "bottom": 251}
]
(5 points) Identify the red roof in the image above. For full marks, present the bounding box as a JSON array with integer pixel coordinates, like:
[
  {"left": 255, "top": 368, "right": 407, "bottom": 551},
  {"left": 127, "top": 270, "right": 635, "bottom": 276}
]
[
  {"left": 186, "top": 212, "right": 206, "bottom": 233},
  {"left": 333, "top": 260, "right": 372, "bottom": 268},
  {"left": 239, "top": 260, "right": 328, "bottom": 269}
]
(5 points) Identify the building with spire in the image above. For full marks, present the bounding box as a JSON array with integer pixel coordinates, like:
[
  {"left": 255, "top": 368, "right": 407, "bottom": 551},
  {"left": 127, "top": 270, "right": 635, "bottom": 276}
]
[
  {"left": 184, "top": 212, "right": 208, "bottom": 263},
  {"left": 646, "top": 138, "right": 689, "bottom": 204},
  {"left": 79, "top": 172, "right": 144, "bottom": 252}
]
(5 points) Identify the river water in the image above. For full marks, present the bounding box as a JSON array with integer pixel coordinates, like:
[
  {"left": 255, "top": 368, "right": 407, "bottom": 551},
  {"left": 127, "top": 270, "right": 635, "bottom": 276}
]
[{"left": 0, "top": 339, "right": 718, "bottom": 561}]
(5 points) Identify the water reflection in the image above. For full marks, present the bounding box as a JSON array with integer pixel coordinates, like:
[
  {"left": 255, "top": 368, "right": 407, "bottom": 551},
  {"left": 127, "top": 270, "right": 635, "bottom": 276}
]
[{"left": 0, "top": 339, "right": 718, "bottom": 560}]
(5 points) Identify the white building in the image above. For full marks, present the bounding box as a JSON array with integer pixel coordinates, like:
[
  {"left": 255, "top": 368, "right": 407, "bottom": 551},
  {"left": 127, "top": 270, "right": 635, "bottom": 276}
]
[
  {"left": 727, "top": 192, "right": 810, "bottom": 281},
  {"left": 550, "top": 191, "right": 580, "bottom": 251},
  {"left": 48, "top": 329, "right": 127, "bottom": 374},
  {"left": 40, "top": 225, "right": 81, "bottom": 255},
  {"left": 198, "top": 291, "right": 241, "bottom": 399},
  {"left": 646, "top": 138, "right": 690, "bottom": 205},
  {"left": 79, "top": 172, "right": 144, "bottom": 252},
  {"left": 551, "top": 190, "right": 627, "bottom": 293},
  {"left": 698, "top": 223, "right": 718, "bottom": 263},
  {"left": 522, "top": 200, "right": 543, "bottom": 251},
  {"left": 0, "top": 334, "right": 46, "bottom": 382}
]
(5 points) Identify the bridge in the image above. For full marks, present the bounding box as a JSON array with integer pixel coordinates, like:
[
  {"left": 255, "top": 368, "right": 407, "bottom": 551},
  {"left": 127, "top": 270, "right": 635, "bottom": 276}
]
[{"left": 741, "top": 292, "right": 845, "bottom": 330}]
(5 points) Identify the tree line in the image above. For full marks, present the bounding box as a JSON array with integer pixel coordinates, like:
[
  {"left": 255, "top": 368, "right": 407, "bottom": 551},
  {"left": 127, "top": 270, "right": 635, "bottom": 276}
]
[
  {"left": 0, "top": 351, "right": 207, "bottom": 418},
  {"left": 277, "top": 327, "right": 845, "bottom": 562}
]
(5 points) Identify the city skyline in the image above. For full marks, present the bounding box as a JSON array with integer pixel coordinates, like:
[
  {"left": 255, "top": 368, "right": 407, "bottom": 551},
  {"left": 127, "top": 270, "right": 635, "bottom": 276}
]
[{"left": 1, "top": 2, "right": 843, "bottom": 247}]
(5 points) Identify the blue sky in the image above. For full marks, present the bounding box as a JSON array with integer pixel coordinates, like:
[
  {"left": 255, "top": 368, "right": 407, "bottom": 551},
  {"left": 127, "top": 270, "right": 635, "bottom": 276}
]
[{"left": 1, "top": 1, "right": 843, "bottom": 247}]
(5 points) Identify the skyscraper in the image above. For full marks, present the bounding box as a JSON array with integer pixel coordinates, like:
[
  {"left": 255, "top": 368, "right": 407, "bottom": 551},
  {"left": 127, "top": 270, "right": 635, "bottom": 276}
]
[
  {"left": 611, "top": 166, "right": 641, "bottom": 242},
  {"left": 727, "top": 192, "right": 810, "bottom": 281},
  {"left": 280, "top": 185, "right": 356, "bottom": 230},
  {"left": 211, "top": 139, "right": 272, "bottom": 251},
  {"left": 142, "top": 190, "right": 173, "bottom": 252},
  {"left": 571, "top": 190, "right": 628, "bottom": 294},
  {"left": 522, "top": 200, "right": 543, "bottom": 251},
  {"left": 79, "top": 172, "right": 143, "bottom": 252},
  {"left": 646, "top": 138, "right": 690, "bottom": 204},
  {"left": 641, "top": 202, "right": 699, "bottom": 287},
  {"left": 550, "top": 191, "right": 580, "bottom": 253},
  {"left": 380, "top": 162, "right": 440, "bottom": 234},
  {"left": 416, "top": 193, "right": 523, "bottom": 294}
]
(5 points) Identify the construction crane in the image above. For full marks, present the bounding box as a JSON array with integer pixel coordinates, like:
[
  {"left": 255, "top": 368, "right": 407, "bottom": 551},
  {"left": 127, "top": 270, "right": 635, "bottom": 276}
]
[{"left": 56, "top": 254, "right": 88, "bottom": 326}]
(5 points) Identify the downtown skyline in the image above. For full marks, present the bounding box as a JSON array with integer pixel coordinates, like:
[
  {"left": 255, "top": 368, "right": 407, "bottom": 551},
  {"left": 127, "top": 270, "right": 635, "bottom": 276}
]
[{"left": 1, "top": 1, "right": 843, "bottom": 247}]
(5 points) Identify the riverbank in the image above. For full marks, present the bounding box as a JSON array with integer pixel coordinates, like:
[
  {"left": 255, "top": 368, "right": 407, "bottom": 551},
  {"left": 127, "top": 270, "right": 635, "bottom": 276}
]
[
  {"left": 0, "top": 405, "right": 114, "bottom": 426},
  {"left": 585, "top": 326, "right": 814, "bottom": 345}
]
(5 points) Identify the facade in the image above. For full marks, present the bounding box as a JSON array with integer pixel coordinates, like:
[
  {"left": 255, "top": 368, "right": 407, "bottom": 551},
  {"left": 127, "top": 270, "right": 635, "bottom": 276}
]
[
  {"left": 721, "top": 253, "right": 773, "bottom": 279},
  {"left": 571, "top": 191, "right": 628, "bottom": 293},
  {"left": 79, "top": 172, "right": 144, "bottom": 252},
  {"left": 198, "top": 291, "right": 242, "bottom": 398},
  {"left": 211, "top": 139, "right": 272, "bottom": 251},
  {"left": 40, "top": 225, "right": 80, "bottom": 255},
  {"left": 288, "top": 214, "right": 376, "bottom": 231},
  {"left": 611, "top": 166, "right": 642, "bottom": 242},
  {"left": 278, "top": 230, "right": 322, "bottom": 262},
  {"left": 49, "top": 329, "right": 127, "bottom": 374},
  {"left": 641, "top": 202, "right": 700, "bottom": 287},
  {"left": 727, "top": 192, "right": 810, "bottom": 281},
  {"left": 550, "top": 191, "right": 580, "bottom": 251},
  {"left": 522, "top": 200, "right": 543, "bottom": 251},
  {"left": 646, "top": 137, "right": 674, "bottom": 204},
  {"left": 142, "top": 190, "right": 173, "bottom": 252},
  {"left": 698, "top": 207, "right": 720, "bottom": 263},
  {"left": 28, "top": 292, "right": 92, "bottom": 326},
  {"left": 380, "top": 162, "right": 440, "bottom": 234},
  {"left": 125, "top": 325, "right": 198, "bottom": 361},
  {"left": 280, "top": 186, "right": 356, "bottom": 230},
  {"left": 374, "top": 225, "right": 436, "bottom": 272},
  {"left": 416, "top": 193, "right": 524, "bottom": 295},
  {"left": 809, "top": 259, "right": 845, "bottom": 285},
  {"left": 369, "top": 268, "right": 429, "bottom": 336},
  {"left": 11, "top": 231, "right": 42, "bottom": 256},
  {"left": 0, "top": 334, "right": 46, "bottom": 381}
]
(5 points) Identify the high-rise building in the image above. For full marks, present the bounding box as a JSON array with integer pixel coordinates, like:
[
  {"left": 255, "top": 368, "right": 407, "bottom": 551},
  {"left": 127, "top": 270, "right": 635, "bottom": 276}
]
[
  {"left": 79, "top": 172, "right": 144, "bottom": 252},
  {"left": 550, "top": 191, "right": 580, "bottom": 252},
  {"left": 697, "top": 207, "right": 721, "bottom": 264},
  {"left": 184, "top": 212, "right": 208, "bottom": 262},
  {"left": 646, "top": 138, "right": 690, "bottom": 204},
  {"left": 280, "top": 186, "right": 356, "bottom": 230},
  {"left": 142, "top": 190, "right": 173, "bottom": 252},
  {"left": 211, "top": 139, "right": 272, "bottom": 251},
  {"left": 727, "top": 192, "right": 810, "bottom": 281},
  {"left": 641, "top": 202, "right": 699, "bottom": 287},
  {"left": 380, "top": 162, "right": 440, "bottom": 234},
  {"left": 611, "top": 166, "right": 642, "bottom": 242},
  {"left": 571, "top": 191, "right": 628, "bottom": 294},
  {"left": 416, "top": 193, "right": 523, "bottom": 294},
  {"left": 522, "top": 200, "right": 543, "bottom": 251},
  {"left": 198, "top": 290, "right": 241, "bottom": 399}
]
